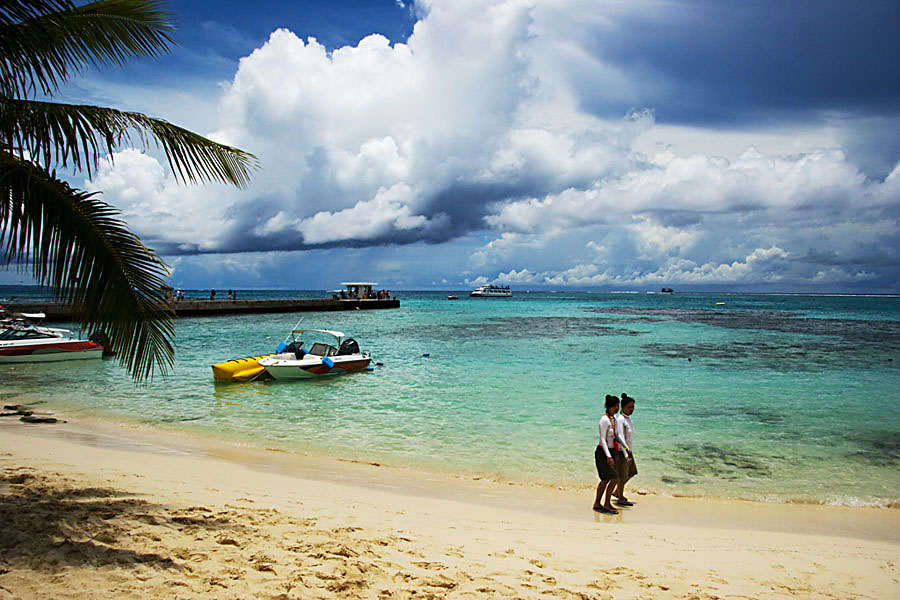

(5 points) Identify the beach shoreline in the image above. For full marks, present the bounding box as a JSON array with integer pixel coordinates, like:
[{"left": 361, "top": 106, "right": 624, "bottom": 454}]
[
  {"left": 1, "top": 414, "right": 898, "bottom": 599},
  {"left": 4, "top": 290, "right": 898, "bottom": 510}
]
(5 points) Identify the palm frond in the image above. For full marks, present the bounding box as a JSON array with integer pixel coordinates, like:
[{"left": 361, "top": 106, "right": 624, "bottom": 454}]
[
  {"left": 0, "top": 0, "right": 175, "bottom": 98},
  {"left": 0, "top": 151, "right": 175, "bottom": 380},
  {"left": 1, "top": 97, "right": 257, "bottom": 185}
]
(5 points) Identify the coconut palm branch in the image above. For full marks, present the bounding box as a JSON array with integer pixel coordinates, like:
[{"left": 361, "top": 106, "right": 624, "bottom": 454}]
[
  {"left": 2, "top": 97, "right": 256, "bottom": 185},
  {"left": 1, "top": 152, "right": 174, "bottom": 380},
  {"left": 1, "top": 0, "right": 258, "bottom": 380},
  {"left": 1, "top": 0, "right": 175, "bottom": 98}
]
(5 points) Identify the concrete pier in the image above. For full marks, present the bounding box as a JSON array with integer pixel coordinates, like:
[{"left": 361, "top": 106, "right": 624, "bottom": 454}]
[{"left": 3, "top": 297, "right": 400, "bottom": 321}]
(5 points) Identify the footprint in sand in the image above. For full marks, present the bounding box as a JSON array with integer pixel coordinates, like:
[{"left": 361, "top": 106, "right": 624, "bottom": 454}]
[
  {"left": 216, "top": 537, "right": 241, "bottom": 547},
  {"left": 411, "top": 561, "right": 446, "bottom": 570}
]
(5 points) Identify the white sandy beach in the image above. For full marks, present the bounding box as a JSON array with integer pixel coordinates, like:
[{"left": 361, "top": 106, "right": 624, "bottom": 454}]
[{"left": 0, "top": 415, "right": 897, "bottom": 599}]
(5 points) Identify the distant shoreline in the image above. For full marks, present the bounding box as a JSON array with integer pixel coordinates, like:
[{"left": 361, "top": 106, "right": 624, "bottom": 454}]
[{"left": 3, "top": 284, "right": 899, "bottom": 300}]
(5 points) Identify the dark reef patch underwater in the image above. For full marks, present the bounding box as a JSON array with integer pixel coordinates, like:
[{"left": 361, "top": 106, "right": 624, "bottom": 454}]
[{"left": 584, "top": 306, "right": 900, "bottom": 371}]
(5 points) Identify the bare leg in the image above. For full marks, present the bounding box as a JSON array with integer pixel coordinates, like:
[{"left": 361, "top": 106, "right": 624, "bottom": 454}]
[
  {"left": 615, "top": 473, "right": 634, "bottom": 504},
  {"left": 603, "top": 479, "right": 617, "bottom": 509},
  {"left": 593, "top": 480, "right": 608, "bottom": 509}
]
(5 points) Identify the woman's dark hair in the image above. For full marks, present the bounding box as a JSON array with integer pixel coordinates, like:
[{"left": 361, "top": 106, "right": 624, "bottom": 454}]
[
  {"left": 621, "top": 392, "right": 635, "bottom": 407},
  {"left": 604, "top": 394, "right": 620, "bottom": 411}
]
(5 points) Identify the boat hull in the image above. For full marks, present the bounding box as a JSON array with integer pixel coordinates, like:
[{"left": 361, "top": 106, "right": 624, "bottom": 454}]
[
  {"left": 259, "top": 354, "right": 371, "bottom": 380},
  {"left": 0, "top": 341, "right": 102, "bottom": 363}
]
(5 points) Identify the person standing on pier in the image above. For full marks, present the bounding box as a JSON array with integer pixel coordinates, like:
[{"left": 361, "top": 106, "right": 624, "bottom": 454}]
[{"left": 210, "top": 289, "right": 216, "bottom": 300}]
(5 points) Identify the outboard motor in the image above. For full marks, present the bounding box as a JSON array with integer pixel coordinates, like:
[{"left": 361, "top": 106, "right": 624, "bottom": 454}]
[
  {"left": 88, "top": 331, "right": 115, "bottom": 356},
  {"left": 337, "top": 338, "right": 360, "bottom": 355}
]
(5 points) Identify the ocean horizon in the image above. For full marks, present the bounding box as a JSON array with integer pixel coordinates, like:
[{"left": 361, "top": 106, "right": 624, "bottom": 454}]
[{"left": 2, "top": 285, "right": 899, "bottom": 507}]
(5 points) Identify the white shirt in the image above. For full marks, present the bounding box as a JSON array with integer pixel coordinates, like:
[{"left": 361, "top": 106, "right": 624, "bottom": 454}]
[
  {"left": 598, "top": 414, "right": 617, "bottom": 458},
  {"left": 616, "top": 413, "right": 634, "bottom": 459}
]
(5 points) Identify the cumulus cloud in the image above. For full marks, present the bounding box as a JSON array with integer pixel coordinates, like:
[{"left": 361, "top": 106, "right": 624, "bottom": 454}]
[
  {"left": 500, "top": 246, "right": 795, "bottom": 288},
  {"left": 84, "top": 149, "right": 233, "bottom": 252},
  {"left": 85, "top": 0, "right": 900, "bottom": 291}
]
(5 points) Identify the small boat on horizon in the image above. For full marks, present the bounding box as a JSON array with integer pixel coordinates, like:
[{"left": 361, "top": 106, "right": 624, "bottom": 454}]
[{"left": 469, "top": 284, "right": 512, "bottom": 298}]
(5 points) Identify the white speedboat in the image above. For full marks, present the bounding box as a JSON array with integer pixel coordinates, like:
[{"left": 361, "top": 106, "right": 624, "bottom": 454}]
[
  {"left": 469, "top": 284, "right": 512, "bottom": 297},
  {"left": 257, "top": 329, "right": 371, "bottom": 380},
  {"left": 0, "top": 321, "right": 103, "bottom": 363}
]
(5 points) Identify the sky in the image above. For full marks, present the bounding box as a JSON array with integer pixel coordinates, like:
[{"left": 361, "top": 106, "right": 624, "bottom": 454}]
[{"left": 8, "top": 0, "right": 900, "bottom": 292}]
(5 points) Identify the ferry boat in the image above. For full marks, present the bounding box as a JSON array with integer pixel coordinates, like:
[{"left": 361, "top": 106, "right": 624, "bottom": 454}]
[{"left": 469, "top": 284, "right": 512, "bottom": 298}]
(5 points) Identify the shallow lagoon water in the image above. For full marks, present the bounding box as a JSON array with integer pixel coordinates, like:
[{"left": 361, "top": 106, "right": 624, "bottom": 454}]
[{"left": 2, "top": 289, "right": 899, "bottom": 506}]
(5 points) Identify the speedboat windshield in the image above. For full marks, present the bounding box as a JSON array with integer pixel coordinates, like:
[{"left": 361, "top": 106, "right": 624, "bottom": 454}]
[{"left": 0, "top": 325, "right": 65, "bottom": 341}]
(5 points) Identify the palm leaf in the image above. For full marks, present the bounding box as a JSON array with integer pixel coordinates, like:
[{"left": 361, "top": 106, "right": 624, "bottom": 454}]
[
  {"left": 0, "top": 151, "right": 175, "bottom": 380},
  {"left": 0, "top": 0, "right": 258, "bottom": 381},
  {"left": 2, "top": 97, "right": 258, "bottom": 185},
  {"left": 0, "top": 0, "right": 175, "bottom": 99}
]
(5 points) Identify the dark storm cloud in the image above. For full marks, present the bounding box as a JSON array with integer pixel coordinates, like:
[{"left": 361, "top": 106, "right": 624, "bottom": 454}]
[
  {"left": 155, "top": 179, "right": 549, "bottom": 256},
  {"left": 574, "top": 0, "right": 900, "bottom": 126}
]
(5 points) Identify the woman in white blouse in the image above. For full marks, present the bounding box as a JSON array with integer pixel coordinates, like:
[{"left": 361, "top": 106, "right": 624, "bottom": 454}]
[
  {"left": 592, "top": 394, "right": 620, "bottom": 514},
  {"left": 613, "top": 393, "right": 638, "bottom": 506}
]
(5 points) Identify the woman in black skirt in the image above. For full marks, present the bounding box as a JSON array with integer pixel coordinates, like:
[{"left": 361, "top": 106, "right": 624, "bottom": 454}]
[{"left": 592, "top": 394, "right": 620, "bottom": 514}]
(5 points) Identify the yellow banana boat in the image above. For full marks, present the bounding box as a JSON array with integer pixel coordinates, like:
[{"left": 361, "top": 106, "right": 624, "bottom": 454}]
[{"left": 211, "top": 353, "right": 275, "bottom": 382}]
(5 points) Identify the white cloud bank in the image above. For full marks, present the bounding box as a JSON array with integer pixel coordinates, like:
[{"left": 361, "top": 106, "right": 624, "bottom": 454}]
[{"left": 86, "top": 0, "right": 900, "bottom": 291}]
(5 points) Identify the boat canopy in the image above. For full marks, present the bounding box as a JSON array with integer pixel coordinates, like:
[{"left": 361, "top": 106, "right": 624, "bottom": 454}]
[
  {"left": 290, "top": 328, "right": 345, "bottom": 339},
  {"left": 340, "top": 282, "right": 379, "bottom": 299},
  {"left": 18, "top": 312, "right": 45, "bottom": 320}
]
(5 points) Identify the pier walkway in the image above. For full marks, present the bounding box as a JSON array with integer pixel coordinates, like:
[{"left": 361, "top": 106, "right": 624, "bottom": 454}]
[{"left": 3, "top": 297, "right": 400, "bottom": 321}]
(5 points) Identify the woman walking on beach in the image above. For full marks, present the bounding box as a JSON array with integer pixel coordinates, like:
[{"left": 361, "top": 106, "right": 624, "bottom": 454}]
[
  {"left": 593, "top": 395, "right": 620, "bottom": 514},
  {"left": 614, "top": 393, "right": 638, "bottom": 507}
]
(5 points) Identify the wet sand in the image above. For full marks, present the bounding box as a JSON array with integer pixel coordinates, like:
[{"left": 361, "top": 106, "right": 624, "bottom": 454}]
[{"left": 1, "top": 416, "right": 897, "bottom": 599}]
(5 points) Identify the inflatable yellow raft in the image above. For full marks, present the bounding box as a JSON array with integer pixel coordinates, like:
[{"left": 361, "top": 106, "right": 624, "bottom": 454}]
[{"left": 212, "top": 354, "right": 275, "bottom": 382}]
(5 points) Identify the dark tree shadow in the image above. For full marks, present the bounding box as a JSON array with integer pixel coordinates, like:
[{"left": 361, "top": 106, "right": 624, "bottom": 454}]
[{"left": 0, "top": 466, "right": 240, "bottom": 573}]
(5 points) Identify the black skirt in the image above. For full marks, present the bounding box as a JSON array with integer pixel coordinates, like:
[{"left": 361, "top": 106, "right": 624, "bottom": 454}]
[
  {"left": 615, "top": 451, "right": 638, "bottom": 480},
  {"left": 594, "top": 445, "right": 618, "bottom": 481}
]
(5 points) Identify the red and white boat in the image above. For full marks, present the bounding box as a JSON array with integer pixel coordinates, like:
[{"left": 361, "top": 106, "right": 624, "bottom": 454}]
[
  {"left": 257, "top": 328, "right": 371, "bottom": 380},
  {"left": 0, "top": 317, "right": 103, "bottom": 363}
]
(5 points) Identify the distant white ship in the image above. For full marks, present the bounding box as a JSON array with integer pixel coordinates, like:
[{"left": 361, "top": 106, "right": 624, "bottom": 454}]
[{"left": 469, "top": 284, "right": 512, "bottom": 298}]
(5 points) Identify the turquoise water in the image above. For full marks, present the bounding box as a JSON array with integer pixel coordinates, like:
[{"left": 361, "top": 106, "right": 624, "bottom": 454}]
[{"left": 2, "top": 288, "right": 899, "bottom": 506}]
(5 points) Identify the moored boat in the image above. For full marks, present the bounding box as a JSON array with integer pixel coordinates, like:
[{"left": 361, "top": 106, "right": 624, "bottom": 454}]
[
  {"left": 0, "top": 321, "right": 102, "bottom": 363},
  {"left": 258, "top": 329, "right": 371, "bottom": 380},
  {"left": 211, "top": 353, "right": 276, "bottom": 382}
]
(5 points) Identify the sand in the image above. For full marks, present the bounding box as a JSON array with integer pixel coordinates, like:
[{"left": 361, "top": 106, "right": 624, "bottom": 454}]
[{"left": 0, "top": 416, "right": 897, "bottom": 599}]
